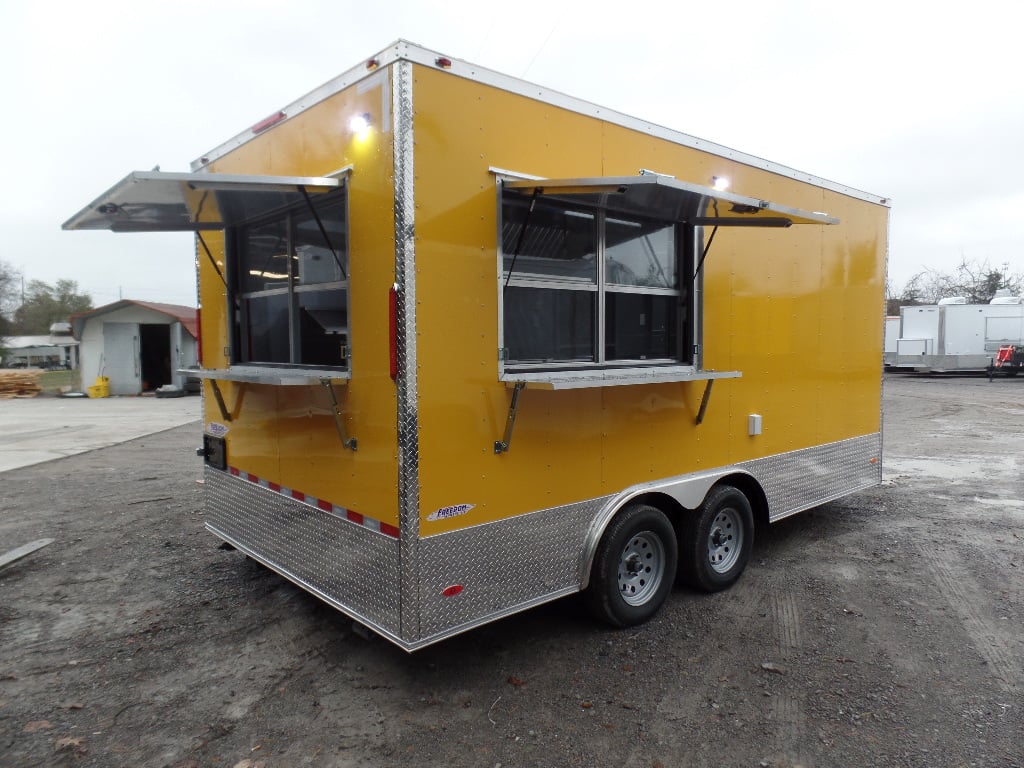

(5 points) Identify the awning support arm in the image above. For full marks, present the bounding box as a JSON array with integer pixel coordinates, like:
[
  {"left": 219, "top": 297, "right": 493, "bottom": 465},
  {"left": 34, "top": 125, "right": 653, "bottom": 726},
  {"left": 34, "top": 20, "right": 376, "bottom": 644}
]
[
  {"left": 300, "top": 187, "right": 347, "bottom": 280},
  {"left": 196, "top": 233, "right": 227, "bottom": 287},
  {"left": 494, "top": 381, "right": 526, "bottom": 454},
  {"left": 694, "top": 225, "right": 718, "bottom": 280},
  {"left": 208, "top": 380, "right": 247, "bottom": 422},
  {"left": 320, "top": 379, "right": 357, "bottom": 451},
  {"left": 502, "top": 189, "right": 540, "bottom": 296}
]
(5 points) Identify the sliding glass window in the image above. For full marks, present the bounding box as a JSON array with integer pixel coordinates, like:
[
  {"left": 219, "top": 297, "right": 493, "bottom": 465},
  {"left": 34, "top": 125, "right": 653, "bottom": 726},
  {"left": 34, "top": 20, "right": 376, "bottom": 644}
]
[
  {"left": 501, "top": 191, "right": 688, "bottom": 370},
  {"left": 232, "top": 187, "right": 348, "bottom": 370}
]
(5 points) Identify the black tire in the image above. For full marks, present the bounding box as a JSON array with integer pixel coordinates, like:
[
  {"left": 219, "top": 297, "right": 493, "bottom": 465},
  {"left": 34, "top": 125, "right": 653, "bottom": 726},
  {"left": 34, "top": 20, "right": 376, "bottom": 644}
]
[
  {"left": 678, "top": 485, "right": 753, "bottom": 592},
  {"left": 585, "top": 504, "right": 678, "bottom": 628}
]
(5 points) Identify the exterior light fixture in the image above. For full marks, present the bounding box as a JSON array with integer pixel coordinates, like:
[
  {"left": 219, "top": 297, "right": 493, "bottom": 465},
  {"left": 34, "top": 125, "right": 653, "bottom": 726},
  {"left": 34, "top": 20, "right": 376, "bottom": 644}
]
[
  {"left": 349, "top": 113, "right": 371, "bottom": 134},
  {"left": 711, "top": 176, "right": 730, "bottom": 192}
]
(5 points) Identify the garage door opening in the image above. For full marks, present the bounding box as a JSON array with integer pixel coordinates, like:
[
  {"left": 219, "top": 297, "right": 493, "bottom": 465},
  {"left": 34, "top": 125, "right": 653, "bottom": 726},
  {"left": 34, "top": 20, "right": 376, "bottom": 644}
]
[{"left": 140, "top": 324, "right": 171, "bottom": 391}]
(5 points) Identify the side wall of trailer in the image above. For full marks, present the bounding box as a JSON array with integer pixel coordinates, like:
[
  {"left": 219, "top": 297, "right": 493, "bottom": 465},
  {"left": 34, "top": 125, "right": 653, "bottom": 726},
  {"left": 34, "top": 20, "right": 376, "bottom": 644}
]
[{"left": 410, "top": 65, "right": 886, "bottom": 539}]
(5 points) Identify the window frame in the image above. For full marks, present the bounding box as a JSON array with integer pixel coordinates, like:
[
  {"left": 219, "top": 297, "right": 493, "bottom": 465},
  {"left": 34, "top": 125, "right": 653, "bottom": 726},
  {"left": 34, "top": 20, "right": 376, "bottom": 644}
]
[
  {"left": 228, "top": 185, "right": 350, "bottom": 373},
  {"left": 498, "top": 187, "right": 698, "bottom": 376}
]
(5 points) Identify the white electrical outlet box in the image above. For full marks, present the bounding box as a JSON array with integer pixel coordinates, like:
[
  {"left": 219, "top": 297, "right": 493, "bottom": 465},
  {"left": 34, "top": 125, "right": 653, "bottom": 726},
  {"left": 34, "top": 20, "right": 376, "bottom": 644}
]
[{"left": 748, "top": 414, "right": 763, "bottom": 436}]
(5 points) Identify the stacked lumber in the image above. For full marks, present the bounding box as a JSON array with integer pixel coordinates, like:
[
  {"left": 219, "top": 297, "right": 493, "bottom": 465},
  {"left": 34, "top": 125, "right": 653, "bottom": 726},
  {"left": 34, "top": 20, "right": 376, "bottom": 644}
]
[{"left": 0, "top": 369, "right": 42, "bottom": 399}]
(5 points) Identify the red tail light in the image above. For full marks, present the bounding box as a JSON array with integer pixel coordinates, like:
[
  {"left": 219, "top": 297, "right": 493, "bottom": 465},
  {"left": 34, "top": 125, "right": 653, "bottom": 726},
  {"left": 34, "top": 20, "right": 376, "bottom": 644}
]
[
  {"left": 196, "top": 307, "right": 203, "bottom": 365},
  {"left": 389, "top": 285, "right": 398, "bottom": 380}
]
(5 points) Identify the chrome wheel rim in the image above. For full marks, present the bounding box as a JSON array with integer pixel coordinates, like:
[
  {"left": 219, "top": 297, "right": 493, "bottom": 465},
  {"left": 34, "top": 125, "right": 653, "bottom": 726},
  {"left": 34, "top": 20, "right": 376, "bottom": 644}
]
[
  {"left": 618, "top": 531, "right": 665, "bottom": 606},
  {"left": 707, "top": 507, "right": 743, "bottom": 573}
]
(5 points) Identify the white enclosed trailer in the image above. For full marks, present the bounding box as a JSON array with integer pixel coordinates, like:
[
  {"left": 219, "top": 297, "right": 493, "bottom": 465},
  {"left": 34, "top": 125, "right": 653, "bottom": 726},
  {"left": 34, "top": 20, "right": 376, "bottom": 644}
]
[{"left": 891, "top": 300, "right": 1024, "bottom": 372}]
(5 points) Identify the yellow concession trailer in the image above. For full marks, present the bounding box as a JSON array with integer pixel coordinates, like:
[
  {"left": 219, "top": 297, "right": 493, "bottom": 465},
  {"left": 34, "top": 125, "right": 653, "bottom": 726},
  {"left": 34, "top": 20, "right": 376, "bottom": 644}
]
[{"left": 64, "top": 41, "right": 888, "bottom": 651}]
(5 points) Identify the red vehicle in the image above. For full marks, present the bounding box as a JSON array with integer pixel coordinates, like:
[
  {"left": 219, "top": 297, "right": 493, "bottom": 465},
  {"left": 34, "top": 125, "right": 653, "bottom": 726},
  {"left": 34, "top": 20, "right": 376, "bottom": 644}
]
[{"left": 989, "top": 345, "right": 1023, "bottom": 379}]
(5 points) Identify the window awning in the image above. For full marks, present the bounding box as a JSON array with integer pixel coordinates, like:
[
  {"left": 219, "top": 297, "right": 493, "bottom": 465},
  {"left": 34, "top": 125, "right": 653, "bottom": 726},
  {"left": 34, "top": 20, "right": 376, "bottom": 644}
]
[
  {"left": 502, "top": 175, "right": 838, "bottom": 227},
  {"left": 62, "top": 171, "right": 344, "bottom": 233}
]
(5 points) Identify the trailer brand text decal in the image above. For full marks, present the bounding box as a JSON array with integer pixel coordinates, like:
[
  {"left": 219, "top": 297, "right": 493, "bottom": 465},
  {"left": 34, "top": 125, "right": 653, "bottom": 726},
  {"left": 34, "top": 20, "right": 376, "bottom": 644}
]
[
  {"left": 427, "top": 504, "right": 475, "bottom": 521},
  {"left": 206, "top": 422, "right": 229, "bottom": 438}
]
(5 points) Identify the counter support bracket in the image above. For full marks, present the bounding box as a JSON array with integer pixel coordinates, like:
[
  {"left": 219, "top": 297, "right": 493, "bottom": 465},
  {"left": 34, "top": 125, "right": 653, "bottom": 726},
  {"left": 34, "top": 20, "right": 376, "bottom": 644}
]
[
  {"left": 321, "top": 379, "right": 357, "bottom": 451},
  {"left": 209, "top": 380, "right": 247, "bottom": 423},
  {"left": 495, "top": 381, "right": 526, "bottom": 454},
  {"left": 695, "top": 379, "right": 714, "bottom": 425}
]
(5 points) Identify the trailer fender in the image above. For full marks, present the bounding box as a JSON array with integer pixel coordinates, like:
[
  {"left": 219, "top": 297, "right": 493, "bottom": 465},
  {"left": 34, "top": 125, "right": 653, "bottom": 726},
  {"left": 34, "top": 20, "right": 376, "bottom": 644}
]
[{"left": 579, "top": 468, "right": 759, "bottom": 590}]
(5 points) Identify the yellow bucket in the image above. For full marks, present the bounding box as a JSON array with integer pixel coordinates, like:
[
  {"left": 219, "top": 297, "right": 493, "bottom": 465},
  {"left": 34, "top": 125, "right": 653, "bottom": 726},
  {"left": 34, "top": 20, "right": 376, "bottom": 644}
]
[{"left": 88, "top": 377, "right": 110, "bottom": 398}]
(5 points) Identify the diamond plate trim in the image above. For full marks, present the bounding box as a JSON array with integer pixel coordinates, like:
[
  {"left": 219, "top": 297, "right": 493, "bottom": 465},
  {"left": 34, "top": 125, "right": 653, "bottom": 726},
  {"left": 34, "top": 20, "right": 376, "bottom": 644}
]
[
  {"left": 740, "top": 433, "right": 882, "bottom": 521},
  {"left": 414, "top": 433, "right": 881, "bottom": 643},
  {"left": 205, "top": 425, "right": 877, "bottom": 649},
  {"left": 204, "top": 466, "right": 402, "bottom": 635},
  {"left": 393, "top": 60, "right": 421, "bottom": 642},
  {"left": 418, "top": 495, "right": 611, "bottom": 641}
]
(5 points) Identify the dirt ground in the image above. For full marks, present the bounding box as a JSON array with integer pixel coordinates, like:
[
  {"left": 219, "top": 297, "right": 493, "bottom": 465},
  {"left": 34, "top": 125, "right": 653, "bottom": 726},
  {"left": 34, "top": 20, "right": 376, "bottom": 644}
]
[{"left": 1, "top": 375, "right": 1021, "bottom": 768}]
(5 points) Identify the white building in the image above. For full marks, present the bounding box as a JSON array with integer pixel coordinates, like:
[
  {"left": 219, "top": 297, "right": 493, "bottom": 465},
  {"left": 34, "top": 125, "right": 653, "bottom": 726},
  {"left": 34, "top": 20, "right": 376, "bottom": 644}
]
[
  {"left": 72, "top": 300, "right": 198, "bottom": 395},
  {"left": 2, "top": 323, "right": 80, "bottom": 369}
]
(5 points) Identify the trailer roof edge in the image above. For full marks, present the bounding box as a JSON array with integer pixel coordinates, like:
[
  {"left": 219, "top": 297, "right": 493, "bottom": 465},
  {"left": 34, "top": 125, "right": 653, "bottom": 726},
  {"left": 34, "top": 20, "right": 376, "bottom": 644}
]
[{"left": 190, "top": 39, "right": 889, "bottom": 207}]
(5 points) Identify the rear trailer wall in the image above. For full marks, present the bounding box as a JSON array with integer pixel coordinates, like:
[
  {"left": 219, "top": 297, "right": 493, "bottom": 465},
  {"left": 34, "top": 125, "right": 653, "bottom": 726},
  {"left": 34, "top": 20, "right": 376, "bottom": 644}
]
[
  {"left": 199, "top": 69, "right": 400, "bottom": 529},
  {"left": 194, "top": 67, "right": 409, "bottom": 644}
]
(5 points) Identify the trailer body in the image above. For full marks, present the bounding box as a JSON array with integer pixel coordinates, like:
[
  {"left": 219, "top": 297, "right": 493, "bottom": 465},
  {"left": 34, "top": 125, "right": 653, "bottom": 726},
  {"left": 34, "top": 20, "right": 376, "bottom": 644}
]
[{"left": 65, "top": 41, "right": 888, "bottom": 650}]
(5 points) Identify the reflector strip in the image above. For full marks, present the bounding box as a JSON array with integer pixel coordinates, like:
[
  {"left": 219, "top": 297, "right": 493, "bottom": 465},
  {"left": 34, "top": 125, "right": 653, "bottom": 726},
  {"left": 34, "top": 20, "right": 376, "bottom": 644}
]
[{"left": 224, "top": 465, "right": 398, "bottom": 539}]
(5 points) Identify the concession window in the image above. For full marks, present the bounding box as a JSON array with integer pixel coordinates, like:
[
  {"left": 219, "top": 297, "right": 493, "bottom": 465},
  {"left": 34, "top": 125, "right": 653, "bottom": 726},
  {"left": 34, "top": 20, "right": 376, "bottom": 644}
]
[
  {"left": 497, "top": 173, "right": 837, "bottom": 390},
  {"left": 63, "top": 170, "right": 350, "bottom": 387}
]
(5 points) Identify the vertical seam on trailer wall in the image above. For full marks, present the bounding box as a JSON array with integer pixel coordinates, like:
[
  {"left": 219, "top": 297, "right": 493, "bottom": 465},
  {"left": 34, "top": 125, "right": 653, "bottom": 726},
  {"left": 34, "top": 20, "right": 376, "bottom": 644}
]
[{"left": 394, "top": 59, "right": 421, "bottom": 643}]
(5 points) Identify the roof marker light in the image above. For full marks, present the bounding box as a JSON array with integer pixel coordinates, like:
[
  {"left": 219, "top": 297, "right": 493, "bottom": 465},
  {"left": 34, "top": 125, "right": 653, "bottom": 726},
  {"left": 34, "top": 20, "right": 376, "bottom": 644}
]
[
  {"left": 435, "top": 57, "right": 452, "bottom": 69},
  {"left": 252, "top": 111, "right": 286, "bottom": 134},
  {"left": 366, "top": 58, "right": 379, "bottom": 70}
]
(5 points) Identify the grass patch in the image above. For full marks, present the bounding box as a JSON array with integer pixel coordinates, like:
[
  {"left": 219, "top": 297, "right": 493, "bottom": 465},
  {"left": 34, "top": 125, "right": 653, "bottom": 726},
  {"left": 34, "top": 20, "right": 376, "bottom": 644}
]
[{"left": 38, "top": 369, "right": 82, "bottom": 394}]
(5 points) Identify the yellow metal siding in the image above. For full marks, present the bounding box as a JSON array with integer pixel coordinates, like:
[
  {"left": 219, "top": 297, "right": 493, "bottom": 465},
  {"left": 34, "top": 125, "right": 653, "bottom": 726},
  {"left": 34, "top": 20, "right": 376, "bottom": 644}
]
[{"left": 411, "top": 66, "right": 884, "bottom": 535}]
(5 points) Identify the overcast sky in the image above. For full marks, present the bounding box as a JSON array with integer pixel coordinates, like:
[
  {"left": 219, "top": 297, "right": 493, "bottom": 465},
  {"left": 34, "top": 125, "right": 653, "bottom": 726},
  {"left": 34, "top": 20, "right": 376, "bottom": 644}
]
[{"left": 2, "top": 0, "right": 1021, "bottom": 308}]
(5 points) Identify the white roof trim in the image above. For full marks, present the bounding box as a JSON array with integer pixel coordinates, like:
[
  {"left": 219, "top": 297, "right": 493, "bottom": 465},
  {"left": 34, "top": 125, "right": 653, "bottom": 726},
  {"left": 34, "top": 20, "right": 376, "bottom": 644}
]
[{"left": 190, "top": 40, "right": 888, "bottom": 206}]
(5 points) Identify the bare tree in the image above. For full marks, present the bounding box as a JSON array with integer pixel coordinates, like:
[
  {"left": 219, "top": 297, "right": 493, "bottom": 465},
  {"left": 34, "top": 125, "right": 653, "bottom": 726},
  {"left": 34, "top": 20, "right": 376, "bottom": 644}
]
[
  {"left": 0, "top": 259, "right": 21, "bottom": 345},
  {"left": 892, "top": 257, "right": 1023, "bottom": 308}
]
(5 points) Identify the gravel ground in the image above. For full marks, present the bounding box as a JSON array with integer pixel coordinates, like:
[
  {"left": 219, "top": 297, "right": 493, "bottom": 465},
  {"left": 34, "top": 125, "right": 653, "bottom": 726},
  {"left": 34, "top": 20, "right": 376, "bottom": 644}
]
[{"left": 1, "top": 374, "right": 1021, "bottom": 767}]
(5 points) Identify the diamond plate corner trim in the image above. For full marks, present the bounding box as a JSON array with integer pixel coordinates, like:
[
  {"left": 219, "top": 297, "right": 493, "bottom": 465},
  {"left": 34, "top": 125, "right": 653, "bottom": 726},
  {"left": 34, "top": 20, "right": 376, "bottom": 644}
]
[
  {"left": 740, "top": 432, "right": 882, "bottom": 521},
  {"left": 393, "top": 59, "right": 421, "bottom": 642},
  {"left": 418, "top": 496, "right": 610, "bottom": 641},
  {"left": 204, "top": 466, "right": 402, "bottom": 634}
]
